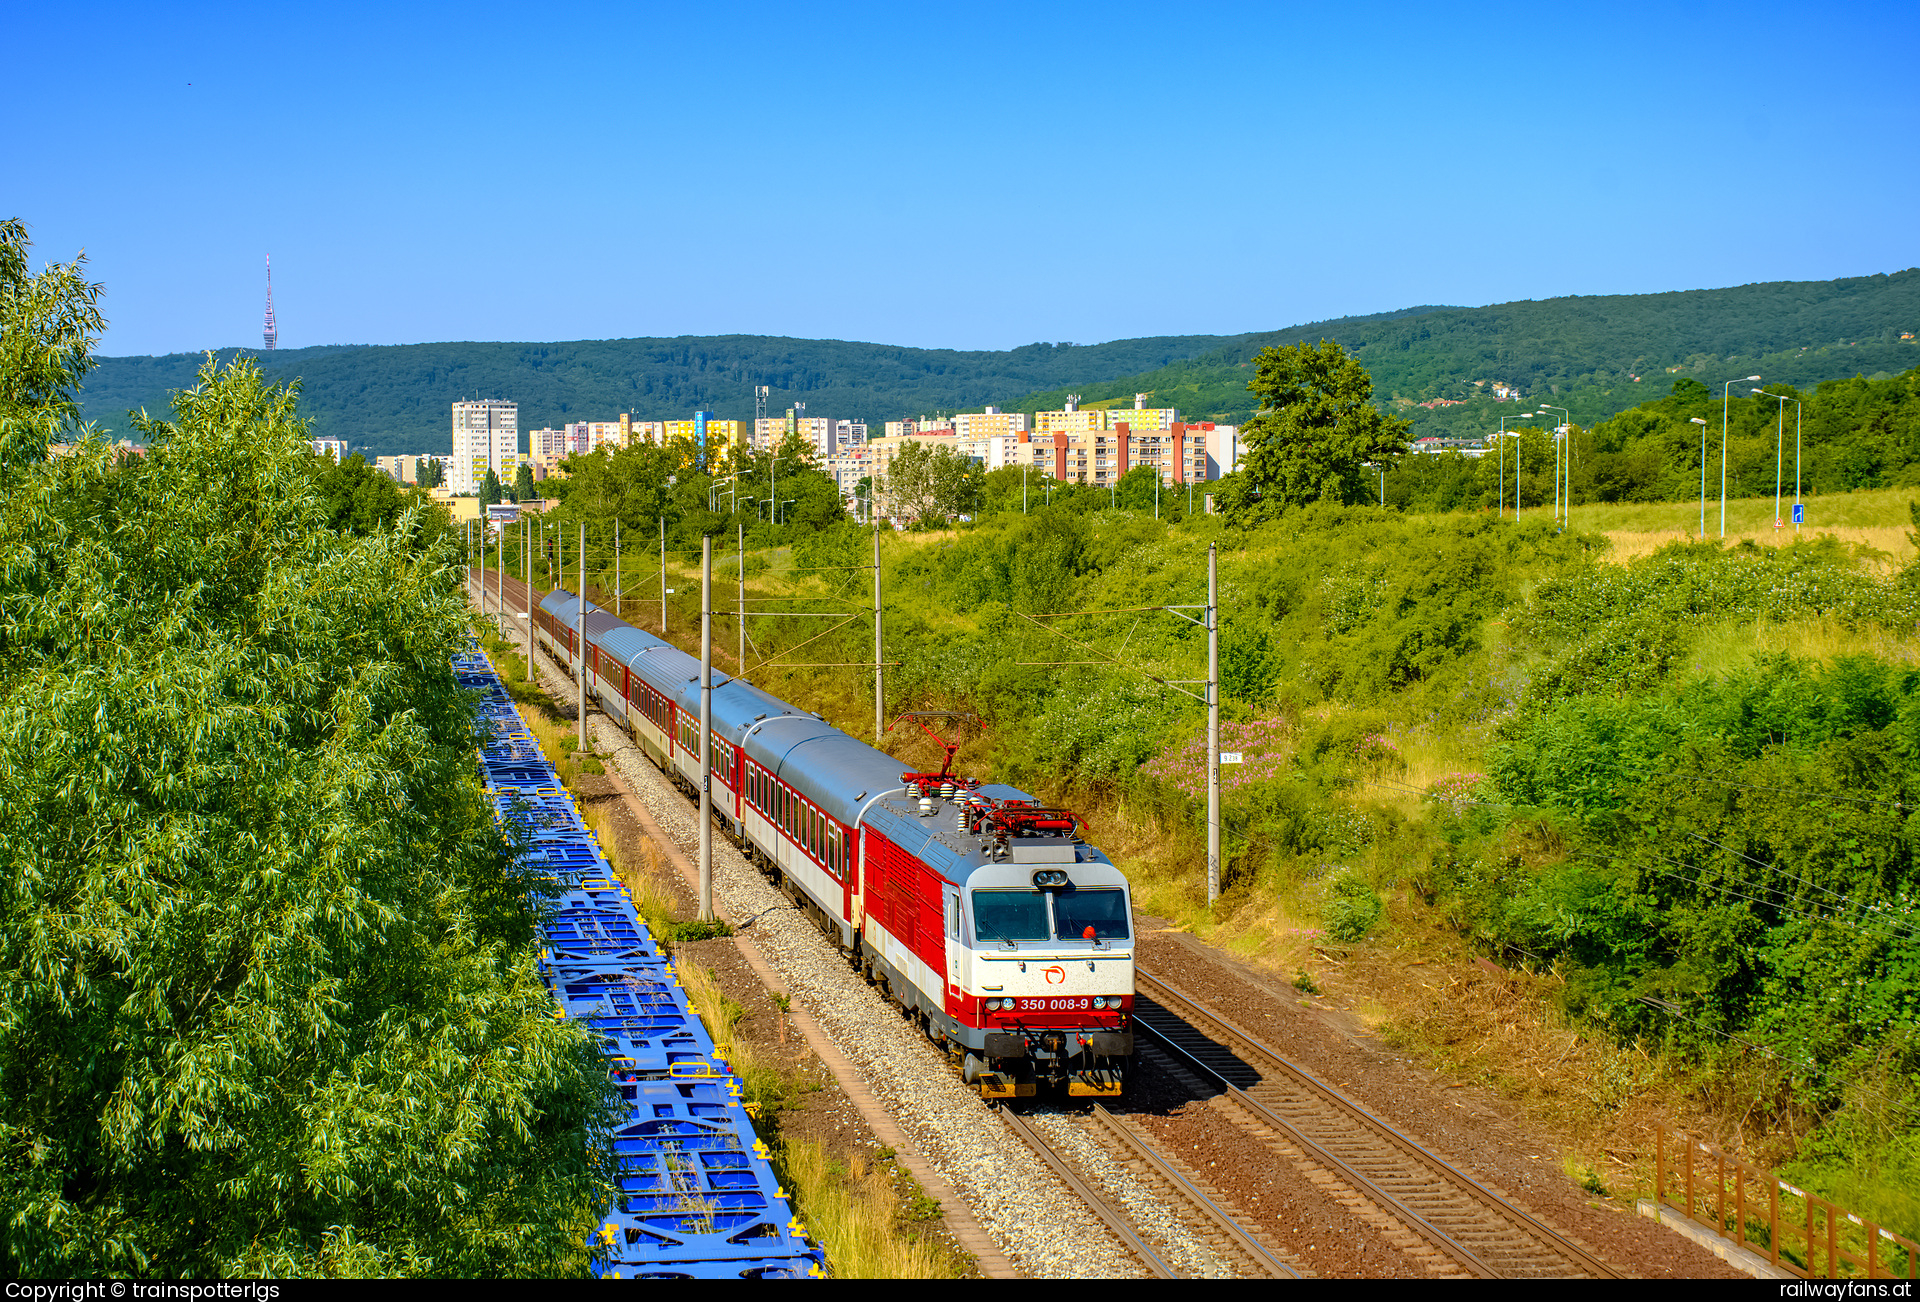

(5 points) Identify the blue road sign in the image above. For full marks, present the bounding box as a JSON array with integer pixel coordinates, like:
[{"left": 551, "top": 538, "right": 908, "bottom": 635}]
[{"left": 1793, "top": 503, "right": 1805, "bottom": 524}]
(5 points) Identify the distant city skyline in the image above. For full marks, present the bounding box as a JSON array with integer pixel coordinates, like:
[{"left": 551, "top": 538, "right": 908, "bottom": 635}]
[{"left": 10, "top": 0, "right": 1916, "bottom": 359}]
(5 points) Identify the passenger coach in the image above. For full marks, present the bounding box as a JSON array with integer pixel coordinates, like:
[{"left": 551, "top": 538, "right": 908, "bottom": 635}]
[{"left": 534, "top": 588, "right": 1136, "bottom": 1097}]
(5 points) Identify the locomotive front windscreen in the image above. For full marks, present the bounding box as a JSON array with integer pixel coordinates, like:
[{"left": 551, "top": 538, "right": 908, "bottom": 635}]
[
  {"left": 971, "top": 888, "right": 1131, "bottom": 942},
  {"left": 1051, "top": 888, "right": 1130, "bottom": 940},
  {"left": 972, "top": 890, "right": 1051, "bottom": 942}
]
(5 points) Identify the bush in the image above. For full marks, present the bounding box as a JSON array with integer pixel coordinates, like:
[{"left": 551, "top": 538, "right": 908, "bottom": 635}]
[{"left": 1323, "top": 869, "right": 1383, "bottom": 941}]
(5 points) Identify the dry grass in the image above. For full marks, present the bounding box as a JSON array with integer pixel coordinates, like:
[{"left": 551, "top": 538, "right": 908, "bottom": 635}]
[
  {"left": 1566, "top": 486, "right": 1912, "bottom": 535},
  {"left": 1603, "top": 524, "right": 1911, "bottom": 565},
  {"left": 578, "top": 803, "right": 681, "bottom": 938},
  {"left": 1685, "top": 615, "right": 1920, "bottom": 680},
  {"left": 1555, "top": 485, "right": 1915, "bottom": 566},
  {"left": 675, "top": 958, "right": 746, "bottom": 1072},
  {"left": 774, "top": 1140, "right": 958, "bottom": 1279}
]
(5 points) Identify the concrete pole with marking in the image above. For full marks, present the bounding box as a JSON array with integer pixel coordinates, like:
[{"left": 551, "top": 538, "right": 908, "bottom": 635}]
[
  {"left": 699, "top": 534, "right": 714, "bottom": 922},
  {"left": 1207, "top": 541, "right": 1220, "bottom": 906},
  {"left": 477, "top": 519, "right": 485, "bottom": 621},
  {"left": 660, "top": 516, "right": 667, "bottom": 635},
  {"left": 873, "top": 526, "right": 884, "bottom": 744},
  {"left": 615, "top": 518, "right": 621, "bottom": 619},
  {"left": 495, "top": 526, "right": 504, "bottom": 636},
  {"left": 578, "top": 523, "right": 587, "bottom": 753},
  {"left": 525, "top": 522, "right": 534, "bottom": 683}
]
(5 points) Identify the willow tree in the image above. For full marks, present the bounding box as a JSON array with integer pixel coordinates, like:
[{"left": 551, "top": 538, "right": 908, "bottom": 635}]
[{"left": 0, "top": 221, "right": 618, "bottom": 1277}]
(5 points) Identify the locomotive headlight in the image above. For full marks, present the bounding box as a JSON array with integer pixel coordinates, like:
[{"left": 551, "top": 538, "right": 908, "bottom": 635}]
[{"left": 1090, "top": 997, "right": 1107, "bottom": 1009}]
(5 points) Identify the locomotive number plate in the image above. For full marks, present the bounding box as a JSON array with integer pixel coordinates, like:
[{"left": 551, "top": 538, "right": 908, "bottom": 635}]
[{"left": 1017, "top": 997, "right": 1090, "bottom": 1011}]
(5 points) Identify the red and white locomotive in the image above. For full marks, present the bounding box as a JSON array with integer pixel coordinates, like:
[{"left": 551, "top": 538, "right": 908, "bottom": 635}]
[{"left": 535, "top": 587, "right": 1135, "bottom": 1097}]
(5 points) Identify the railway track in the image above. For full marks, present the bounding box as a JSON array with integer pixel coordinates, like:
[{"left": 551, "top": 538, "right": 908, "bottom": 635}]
[
  {"left": 997, "top": 1105, "right": 1299, "bottom": 1278},
  {"left": 1132, "top": 969, "right": 1620, "bottom": 1279}
]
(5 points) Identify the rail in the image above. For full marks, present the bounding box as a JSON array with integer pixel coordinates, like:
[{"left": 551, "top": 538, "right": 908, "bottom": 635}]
[
  {"left": 1656, "top": 1126, "right": 1918, "bottom": 1280},
  {"left": 1083, "top": 1104, "right": 1299, "bottom": 1278},
  {"left": 996, "top": 1107, "right": 1176, "bottom": 1278},
  {"left": 1134, "top": 968, "right": 1618, "bottom": 1278}
]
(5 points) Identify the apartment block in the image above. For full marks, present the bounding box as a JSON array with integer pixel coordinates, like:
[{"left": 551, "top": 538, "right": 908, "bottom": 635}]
[
  {"left": 1009, "top": 419, "right": 1240, "bottom": 488},
  {"left": 626, "top": 418, "right": 667, "bottom": 447},
  {"left": 663, "top": 415, "right": 745, "bottom": 469},
  {"left": 883, "top": 416, "right": 955, "bottom": 439},
  {"left": 951, "top": 407, "right": 1028, "bottom": 439},
  {"left": 311, "top": 438, "right": 351, "bottom": 463},
  {"left": 1175, "top": 422, "right": 1242, "bottom": 480},
  {"left": 823, "top": 447, "right": 873, "bottom": 507},
  {"left": 866, "top": 431, "right": 961, "bottom": 514},
  {"left": 1034, "top": 393, "right": 1178, "bottom": 437},
  {"left": 375, "top": 453, "right": 444, "bottom": 484},
  {"left": 451, "top": 400, "right": 518, "bottom": 495},
  {"left": 796, "top": 416, "right": 834, "bottom": 458},
  {"left": 957, "top": 432, "right": 1024, "bottom": 471}
]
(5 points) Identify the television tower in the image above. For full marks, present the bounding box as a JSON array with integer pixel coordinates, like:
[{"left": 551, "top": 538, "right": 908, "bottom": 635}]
[{"left": 262, "top": 255, "right": 278, "bottom": 351}]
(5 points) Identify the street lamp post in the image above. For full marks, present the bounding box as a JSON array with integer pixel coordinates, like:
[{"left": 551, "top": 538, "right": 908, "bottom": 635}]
[
  {"left": 1722, "top": 376, "right": 1762, "bottom": 538},
  {"left": 1690, "top": 417, "right": 1710, "bottom": 537},
  {"left": 1781, "top": 397, "right": 1797, "bottom": 530},
  {"left": 1497, "top": 413, "right": 1536, "bottom": 518},
  {"left": 1537, "top": 405, "right": 1571, "bottom": 526},
  {"left": 1756, "top": 390, "right": 1793, "bottom": 528}
]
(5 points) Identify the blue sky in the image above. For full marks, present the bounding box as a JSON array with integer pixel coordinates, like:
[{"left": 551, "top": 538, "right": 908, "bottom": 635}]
[{"left": 9, "top": 0, "right": 1916, "bottom": 357}]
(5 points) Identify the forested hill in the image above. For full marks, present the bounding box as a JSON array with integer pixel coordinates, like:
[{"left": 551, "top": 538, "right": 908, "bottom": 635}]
[
  {"left": 81, "top": 270, "right": 1918, "bottom": 456},
  {"left": 77, "top": 309, "right": 1432, "bottom": 457},
  {"left": 1006, "top": 269, "right": 1920, "bottom": 441}
]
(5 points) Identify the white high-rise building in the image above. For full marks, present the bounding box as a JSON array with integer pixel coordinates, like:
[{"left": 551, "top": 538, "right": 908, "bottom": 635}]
[{"left": 451, "top": 400, "right": 519, "bottom": 494}]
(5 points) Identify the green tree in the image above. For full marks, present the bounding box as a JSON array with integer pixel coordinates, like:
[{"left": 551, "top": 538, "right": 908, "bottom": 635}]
[
  {"left": 0, "top": 218, "right": 104, "bottom": 430},
  {"left": 1238, "top": 339, "right": 1413, "bottom": 509},
  {"left": 882, "top": 441, "right": 979, "bottom": 525},
  {"left": 480, "top": 467, "right": 503, "bottom": 507},
  {"left": 514, "top": 461, "right": 536, "bottom": 501},
  {"left": 0, "top": 222, "right": 618, "bottom": 1276},
  {"left": 306, "top": 450, "right": 452, "bottom": 549}
]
